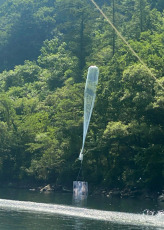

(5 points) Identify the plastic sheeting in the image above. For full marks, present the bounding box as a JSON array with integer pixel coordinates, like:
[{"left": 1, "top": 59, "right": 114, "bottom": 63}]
[
  {"left": 79, "top": 66, "right": 99, "bottom": 161},
  {"left": 73, "top": 181, "right": 88, "bottom": 198}
]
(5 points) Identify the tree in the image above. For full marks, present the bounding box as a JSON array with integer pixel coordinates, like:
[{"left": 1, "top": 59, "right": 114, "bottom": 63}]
[
  {"left": 38, "top": 38, "right": 79, "bottom": 88},
  {"left": 55, "top": 0, "right": 96, "bottom": 73},
  {"left": 0, "top": 0, "right": 55, "bottom": 72}
]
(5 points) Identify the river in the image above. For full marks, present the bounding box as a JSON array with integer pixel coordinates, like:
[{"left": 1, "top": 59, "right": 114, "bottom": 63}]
[{"left": 0, "top": 188, "right": 163, "bottom": 229}]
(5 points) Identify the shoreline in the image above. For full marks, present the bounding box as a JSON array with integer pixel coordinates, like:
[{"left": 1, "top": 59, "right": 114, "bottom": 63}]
[{"left": 1, "top": 182, "right": 164, "bottom": 202}]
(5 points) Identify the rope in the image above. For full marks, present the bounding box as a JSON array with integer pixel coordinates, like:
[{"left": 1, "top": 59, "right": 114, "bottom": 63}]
[
  {"left": 76, "top": 161, "right": 83, "bottom": 181},
  {"left": 89, "top": 0, "right": 164, "bottom": 91}
]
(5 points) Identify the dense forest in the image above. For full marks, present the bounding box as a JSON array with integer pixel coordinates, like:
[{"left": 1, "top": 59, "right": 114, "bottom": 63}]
[{"left": 0, "top": 0, "right": 163, "bottom": 192}]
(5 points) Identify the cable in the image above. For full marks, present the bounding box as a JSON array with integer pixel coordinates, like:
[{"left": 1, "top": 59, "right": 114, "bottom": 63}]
[
  {"left": 89, "top": 0, "right": 164, "bottom": 91},
  {"left": 76, "top": 161, "right": 83, "bottom": 181}
]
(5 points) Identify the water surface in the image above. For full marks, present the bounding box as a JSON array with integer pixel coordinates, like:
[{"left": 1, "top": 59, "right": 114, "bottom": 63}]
[{"left": 0, "top": 188, "right": 163, "bottom": 230}]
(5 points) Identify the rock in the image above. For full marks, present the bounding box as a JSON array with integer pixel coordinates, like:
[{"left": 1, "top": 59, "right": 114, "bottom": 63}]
[
  {"left": 29, "top": 188, "right": 36, "bottom": 191},
  {"left": 62, "top": 187, "right": 72, "bottom": 193},
  {"left": 109, "top": 189, "right": 121, "bottom": 197},
  {"left": 101, "top": 190, "right": 106, "bottom": 195},
  {"left": 40, "top": 184, "right": 53, "bottom": 192},
  {"left": 112, "top": 191, "right": 121, "bottom": 197},
  {"left": 158, "top": 194, "right": 164, "bottom": 202},
  {"left": 121, "top": 193, "right": 129, "bottom": 198}
]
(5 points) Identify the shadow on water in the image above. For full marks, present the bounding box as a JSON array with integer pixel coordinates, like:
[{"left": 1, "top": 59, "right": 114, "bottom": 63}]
[{"left": 72, "top": 193, "right": 88, "bottom": 208}]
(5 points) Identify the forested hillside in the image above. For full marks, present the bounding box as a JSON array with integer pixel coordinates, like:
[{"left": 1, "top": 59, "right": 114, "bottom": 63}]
[{"left": 0, "top": 0, "right": 163, "bottom": 192}]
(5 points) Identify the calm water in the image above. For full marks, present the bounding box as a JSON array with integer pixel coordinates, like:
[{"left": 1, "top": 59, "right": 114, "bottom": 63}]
[{"left": 0, "top": 188, "right": 163, "bottom": 230}]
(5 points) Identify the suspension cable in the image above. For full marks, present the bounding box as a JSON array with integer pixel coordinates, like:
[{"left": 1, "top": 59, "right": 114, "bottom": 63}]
[{"left": 89, "top": 0, "right": 164, "bottom": 91}]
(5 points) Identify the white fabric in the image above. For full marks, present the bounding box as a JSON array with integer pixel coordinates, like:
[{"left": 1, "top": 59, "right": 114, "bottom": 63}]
[{"left": 79, "top": 66, "right": 99, "bottom": 161}]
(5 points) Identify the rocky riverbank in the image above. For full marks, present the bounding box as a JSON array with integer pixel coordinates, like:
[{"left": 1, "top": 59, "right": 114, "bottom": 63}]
[
  {"left": 92, "top": 187, "right": 164, "bottom": 202},
  {"left": 1, "top": 182, "right": 164, "bottom": 202},
  {"left": 35, "top": 184, "right": 164, "bottom": 202}
]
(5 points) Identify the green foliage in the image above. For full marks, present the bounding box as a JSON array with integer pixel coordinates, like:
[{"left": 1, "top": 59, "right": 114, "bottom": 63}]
[
  {"left": 38, "top": 38, "right": 79, "bottom": 88},
  {"left": 0, "top": 0, "right": 55, "bottom": 72},
  {"left": 1, "top": 61, "right": 41, "bottom": 91}
]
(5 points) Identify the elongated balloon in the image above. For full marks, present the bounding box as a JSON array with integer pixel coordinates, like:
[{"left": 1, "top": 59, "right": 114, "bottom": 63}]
[{"left": 79, "top": 66, "right": 99, "bottom": 161}]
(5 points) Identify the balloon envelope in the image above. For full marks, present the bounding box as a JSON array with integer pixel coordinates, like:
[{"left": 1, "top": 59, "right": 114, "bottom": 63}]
[{"left": 79, "top": 66, "right": 99, "bottom": 161}]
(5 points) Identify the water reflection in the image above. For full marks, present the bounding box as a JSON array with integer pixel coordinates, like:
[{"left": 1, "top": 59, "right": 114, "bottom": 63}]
[{"left": 72, "top": 193, "right": 88, "bottom": 207}]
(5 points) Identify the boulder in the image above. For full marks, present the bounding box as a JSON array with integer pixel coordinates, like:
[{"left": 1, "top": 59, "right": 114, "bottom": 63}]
[
  {"left": 158, "top": 194, "right": 164, "bottom": 202},
  {"left": 40, "top": 184, "right": 53, "bottom": 192},
  {"left": 109, "top": 189, "right": 121, "bottom": 197}
]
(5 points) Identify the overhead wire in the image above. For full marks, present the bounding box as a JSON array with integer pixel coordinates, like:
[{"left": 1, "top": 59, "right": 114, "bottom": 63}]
[{"left": 89, "top": 0, "right": 164, "bottom": 91}]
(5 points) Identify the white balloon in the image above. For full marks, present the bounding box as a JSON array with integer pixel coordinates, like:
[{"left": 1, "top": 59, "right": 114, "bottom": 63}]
[{"left": 79, "top": 66, "right": 99, "bottom": 161}]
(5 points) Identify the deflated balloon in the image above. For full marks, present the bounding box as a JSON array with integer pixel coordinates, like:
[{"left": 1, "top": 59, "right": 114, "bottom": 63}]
[{"left": 79, "top": 66, "right": 99, "bottom": 161}]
